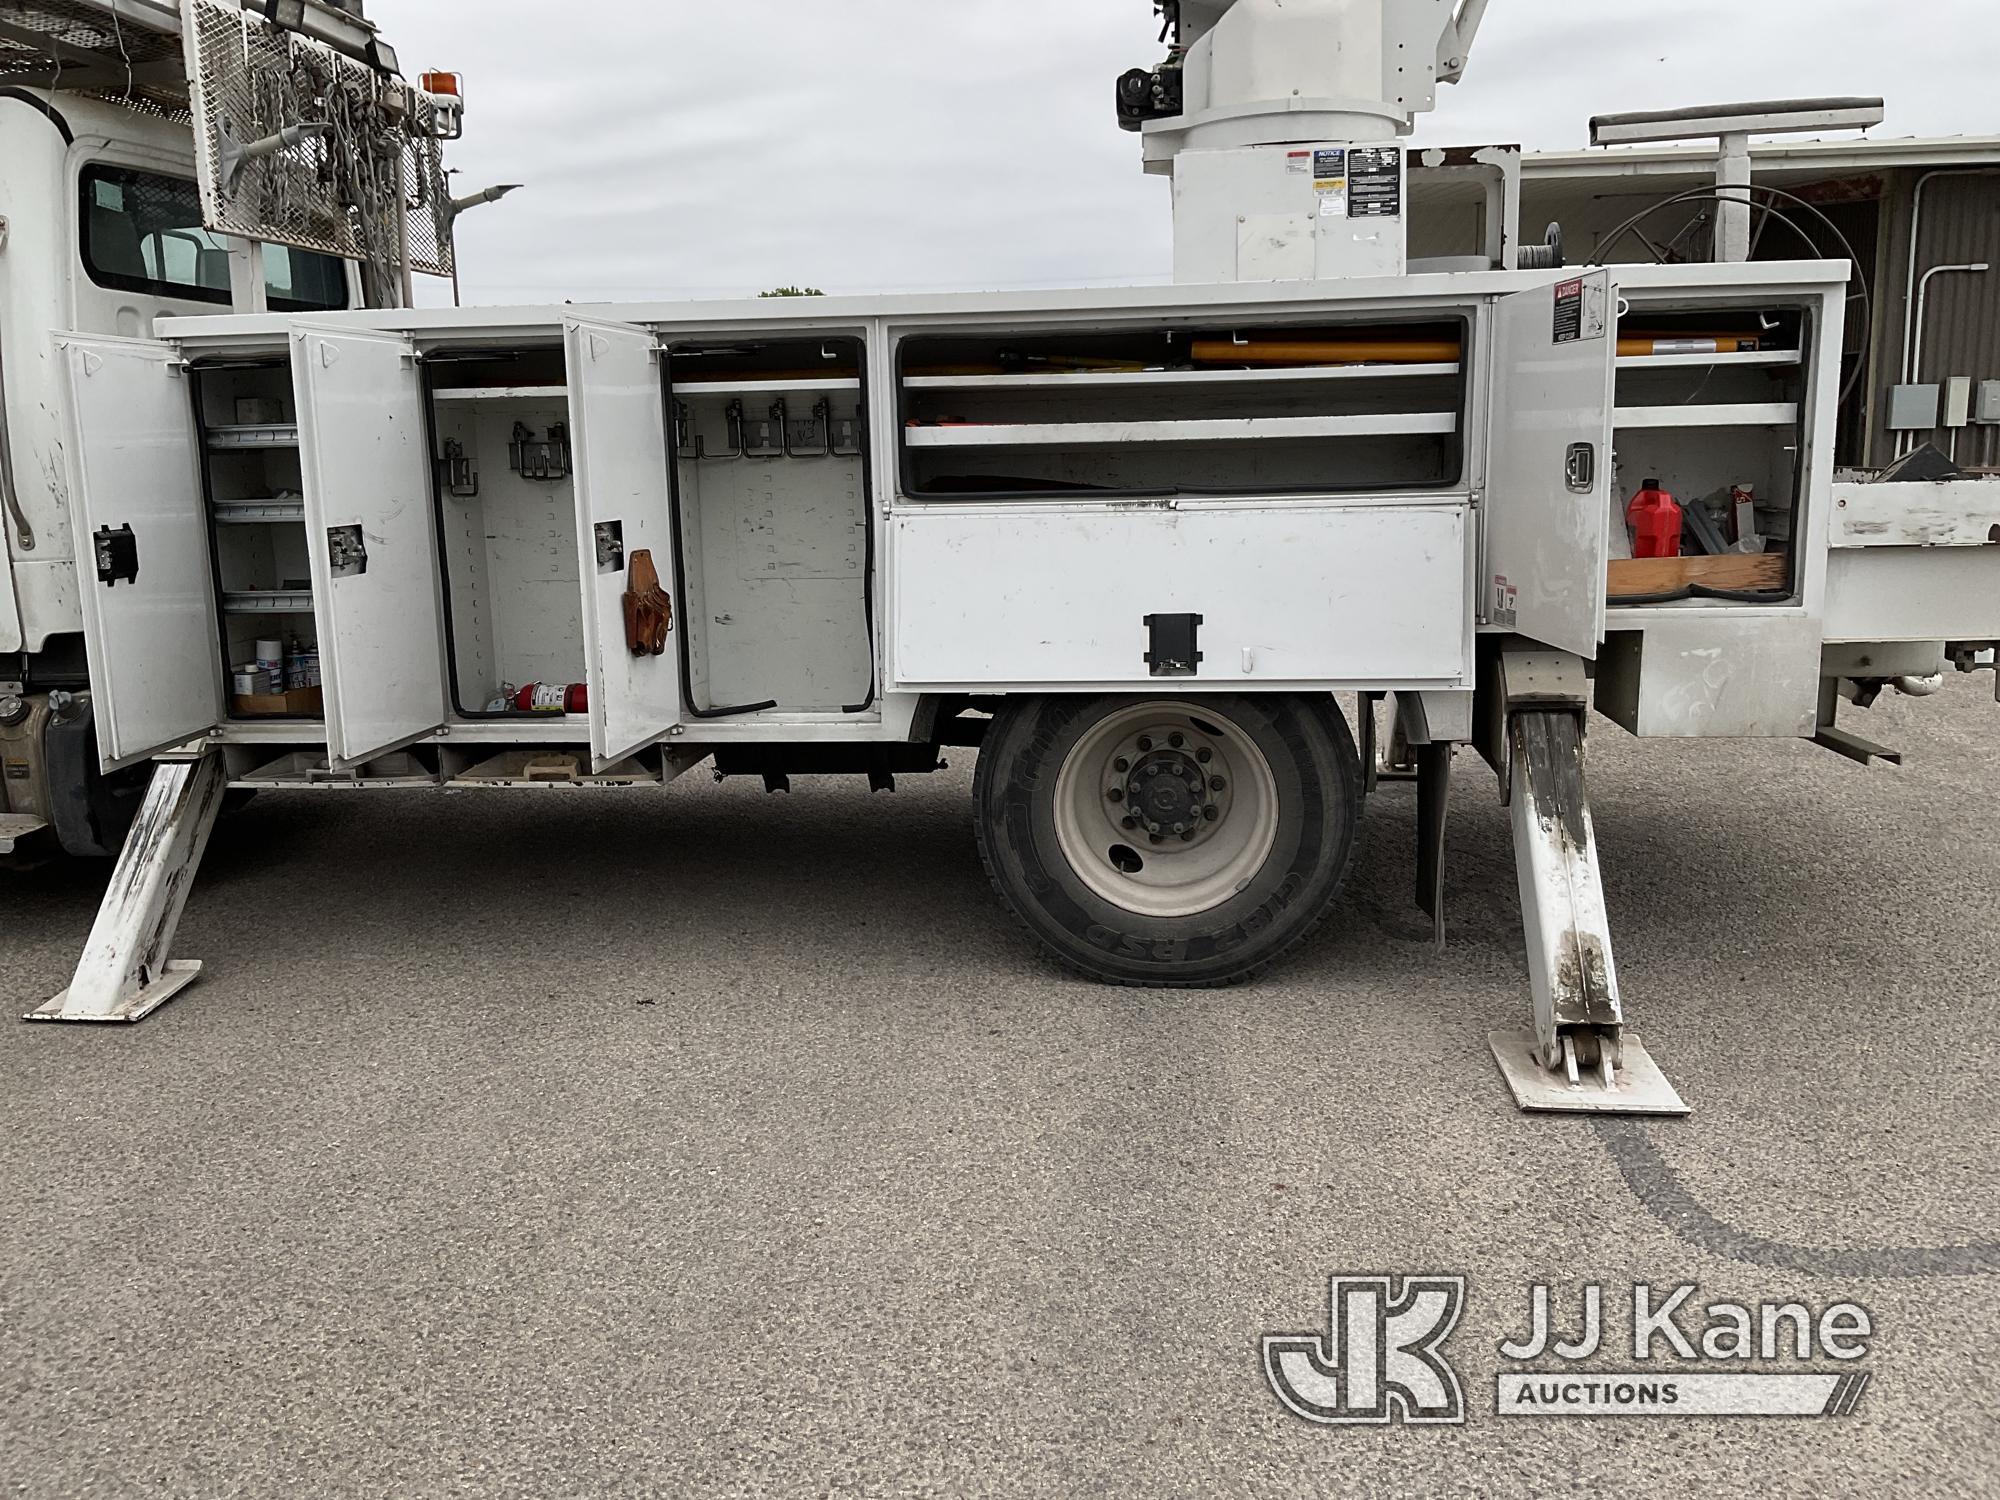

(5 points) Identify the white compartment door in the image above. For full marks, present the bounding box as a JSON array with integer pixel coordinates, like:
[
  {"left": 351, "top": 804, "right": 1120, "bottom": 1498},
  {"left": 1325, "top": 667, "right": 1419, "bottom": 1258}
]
[
  {"left": 564, "top": 317, "right": 682, "bottom": 770},
  {"left": 291, "top": 326, "right": 447, "bottom": 768},
  {"left": 1483, "top": 271, "right": 1616, "bottom": 658},
  {"left": 57, "top": 335, "right": 222, "bottom": 770}
]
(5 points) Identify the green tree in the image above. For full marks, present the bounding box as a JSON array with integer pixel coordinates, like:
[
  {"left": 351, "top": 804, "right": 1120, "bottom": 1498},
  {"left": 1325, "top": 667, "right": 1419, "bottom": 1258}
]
[{"left": 759, "top": 285, "right": 825, "bottom": 298}]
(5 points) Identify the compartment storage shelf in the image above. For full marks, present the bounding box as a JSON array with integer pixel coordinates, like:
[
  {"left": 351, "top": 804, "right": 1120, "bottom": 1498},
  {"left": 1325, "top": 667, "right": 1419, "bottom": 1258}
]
[
  {"left": 432, "top": 385, "right": 568, "bottom": 402},
  {"left": 905, "top": 412, "right": 1457, "bottom": 448},
  {"left": 903, "top": 363, "right": 1462, "bottom": 391},
  {"left": 676, "top": 377, "right": 863, "bottom": 395},
  {"left": 212, "top": 497, "right": 305, "bottom": 523},
  {"left": 207, "top": 423, "right": 299, "bottom": 450},
  {"left": 223, "top": 590, "right": 314, "bottom": 613},
  {"left": 899, "top": 316, "right": 1468, "bottom": 500},
  {"left": 1613, "top": 403, "right": 1800, "bottom": 430},
  {"left": 1615, "top": 349, "right": 1800, "bottom": 371},
  {"left": 1607, "top": 553, "right": 1789, "bottom": 598}
]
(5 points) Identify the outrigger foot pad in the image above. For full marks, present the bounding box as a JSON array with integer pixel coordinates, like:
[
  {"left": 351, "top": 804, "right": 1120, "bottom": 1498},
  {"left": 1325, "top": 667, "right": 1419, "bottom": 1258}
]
[
  {"left": 28, "top": 960, "right": 204, "bottom": 1025},
  {"left": 1487, "top": 1028, "right": 1689, "bottom": 1115}
]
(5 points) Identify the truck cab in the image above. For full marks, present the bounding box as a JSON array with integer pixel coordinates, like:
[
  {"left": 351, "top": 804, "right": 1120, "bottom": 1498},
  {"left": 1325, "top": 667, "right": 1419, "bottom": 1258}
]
[{"left": 0, "top": 0, "right": 426, "bottom": 856}]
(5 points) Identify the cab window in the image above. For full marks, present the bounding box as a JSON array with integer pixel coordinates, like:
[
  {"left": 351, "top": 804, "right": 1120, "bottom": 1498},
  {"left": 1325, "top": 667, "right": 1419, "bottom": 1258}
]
[{"left": 80, "top": 164, "right": 350, "bottom": 312}]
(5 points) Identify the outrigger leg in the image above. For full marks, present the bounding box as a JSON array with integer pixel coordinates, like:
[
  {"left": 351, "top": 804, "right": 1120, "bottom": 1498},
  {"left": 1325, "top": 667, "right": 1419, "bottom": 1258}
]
[
  {"left": 1483, "top": 651, "right": 1687, "bottom": 1115},
  {"left": 26, "top": 751, "right": 226, "bottom": 1024}
]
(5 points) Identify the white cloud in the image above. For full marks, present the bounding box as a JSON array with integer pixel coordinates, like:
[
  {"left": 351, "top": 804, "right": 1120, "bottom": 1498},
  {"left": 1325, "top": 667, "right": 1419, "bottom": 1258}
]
[{"left": 369, "top": 0, "right": 1997, "bottom": 307}]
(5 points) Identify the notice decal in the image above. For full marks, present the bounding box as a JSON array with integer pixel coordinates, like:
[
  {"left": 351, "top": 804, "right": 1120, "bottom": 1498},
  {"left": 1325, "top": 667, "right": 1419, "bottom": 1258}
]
[
  {"left": 1553, "top": 270, "right": 1611, "bottom": 344},
  {"left": 1311, "top": 147, "right": 1347, "bottom": 216},
  {"left": 1345, "top": 145, "right": 1402, "bottom": 219}
]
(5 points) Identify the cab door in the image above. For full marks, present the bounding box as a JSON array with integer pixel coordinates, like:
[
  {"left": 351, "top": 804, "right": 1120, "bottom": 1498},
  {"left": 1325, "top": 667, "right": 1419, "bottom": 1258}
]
[
  {"left": 1482, "top": 270, "right": 1617, "bottom": 658},
  {"left": 291, "top": 325, "right": 448, "bottom": 768},
  {"left": 563, "top": 316, "right": 683, "bottom": 770},
  {"left": 56, "top": 334, "right": 223, "bottom": 769}
]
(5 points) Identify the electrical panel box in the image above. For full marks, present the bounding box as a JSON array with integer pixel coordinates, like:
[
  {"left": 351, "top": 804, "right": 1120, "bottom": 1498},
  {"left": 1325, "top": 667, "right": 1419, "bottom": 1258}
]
[
  {"left": 1975, "top": 380, "right": 2000, "bottom": 425},
  {"left": 1942, "top": 375, "right": 1973, "bottom": 428},
  {"left": 1886, "top": 383, "right": 1941, "bottom": 431}
]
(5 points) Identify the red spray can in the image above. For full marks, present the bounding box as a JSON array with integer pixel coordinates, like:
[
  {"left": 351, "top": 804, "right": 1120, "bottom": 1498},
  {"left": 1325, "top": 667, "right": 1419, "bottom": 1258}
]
[{"left": 1625, "top": 478, "right": 1682, "bottom": 559}]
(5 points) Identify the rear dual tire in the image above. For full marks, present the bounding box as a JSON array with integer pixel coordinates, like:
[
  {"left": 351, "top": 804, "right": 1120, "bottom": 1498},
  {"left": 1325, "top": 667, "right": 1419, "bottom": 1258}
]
[{"left": 973, "top": 693, "right": 1363, "bottom": 986}]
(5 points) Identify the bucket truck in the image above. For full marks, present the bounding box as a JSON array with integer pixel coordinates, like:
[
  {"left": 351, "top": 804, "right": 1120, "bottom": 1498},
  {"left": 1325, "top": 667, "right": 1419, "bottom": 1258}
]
[{"left": 19, "top": 1, "right": 2000, "bottom": 1121}]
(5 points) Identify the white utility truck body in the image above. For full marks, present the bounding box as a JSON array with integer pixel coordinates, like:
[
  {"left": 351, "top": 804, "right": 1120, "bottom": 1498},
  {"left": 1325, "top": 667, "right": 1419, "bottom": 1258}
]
[{"left": 19, "top": 0, "right": 2000, "bottom": 1118}]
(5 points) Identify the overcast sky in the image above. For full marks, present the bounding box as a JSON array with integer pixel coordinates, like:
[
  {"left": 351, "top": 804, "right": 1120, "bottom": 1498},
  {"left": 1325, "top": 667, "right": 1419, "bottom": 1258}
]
[{"left": 367, "top": 0, "right": 1995, "bottom": 308}]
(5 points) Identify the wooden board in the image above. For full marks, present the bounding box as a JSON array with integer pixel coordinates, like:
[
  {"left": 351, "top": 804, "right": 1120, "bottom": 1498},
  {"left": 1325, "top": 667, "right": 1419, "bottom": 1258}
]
[
  {"left": 230, "top": 686, "right": 324, "bottom": 717},
  {"left": 1606, "top": 553, "right": 1788, "bottom": 598}
]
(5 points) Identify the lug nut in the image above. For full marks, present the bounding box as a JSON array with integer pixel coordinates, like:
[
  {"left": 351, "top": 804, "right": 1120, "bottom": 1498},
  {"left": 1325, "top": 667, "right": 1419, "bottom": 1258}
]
[
  {"left": 1203, "top": 806, "right": 1219, "bottom": 821},
  {"left": 1145, "top": 764, "right": 1161, "bottom": 777},
  {"left": 1196, "top": 748, "right": 1212, "bottom": 764},
  {"left": 1168, "top": 732, "right": 1185, "bottom": 748},
  {"left": 1121, "top": 816, "right": 1138, "bottom": 830},
  {"left": 1209, "top": 776, "right": 1226, "bottom": 792},
  {"left": 1137, "top": 736, "right": 1153, "bottom": 751},
  {"left": 1107, "top": 788, "right": 1123, "bottom": 803},
  {"left": 1180, "top": 830, "right": 1197, "bottom": 842},
  {"left": 1148, "top": 834, "right": 1164, "bottom": 845},
  {"left": 1113, "top": 757, "right": 1129, "bottom": 772}
]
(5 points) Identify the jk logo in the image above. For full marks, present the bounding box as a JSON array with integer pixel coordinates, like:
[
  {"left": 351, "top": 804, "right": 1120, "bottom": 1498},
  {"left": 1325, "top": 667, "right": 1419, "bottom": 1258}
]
[{"left": 1263, "top": 1275, "right": 1467, "bottom": 1426}]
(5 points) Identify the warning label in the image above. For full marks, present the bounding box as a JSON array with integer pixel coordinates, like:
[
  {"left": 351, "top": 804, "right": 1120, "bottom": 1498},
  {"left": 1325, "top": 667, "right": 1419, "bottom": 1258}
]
[
  {"left": 1553, "top": 271, "right": 1610, "bottom": 344},
  {"left": 1346, "top": 146, "right": 1402, "bottom": 219},
  {"left": 1311, "top": 148, "right": 1347, "bottom": 215}
]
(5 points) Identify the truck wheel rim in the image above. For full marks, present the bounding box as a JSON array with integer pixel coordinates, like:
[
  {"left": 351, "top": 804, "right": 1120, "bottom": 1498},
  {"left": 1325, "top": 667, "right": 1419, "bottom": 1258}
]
[{"left": 1052, "top": 702, "right": 1280, "bottom": 920}]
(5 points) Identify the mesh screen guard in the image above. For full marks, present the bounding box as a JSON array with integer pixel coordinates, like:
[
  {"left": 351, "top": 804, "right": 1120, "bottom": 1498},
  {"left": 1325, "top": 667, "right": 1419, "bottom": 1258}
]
[{"left": 182, "top": 0, "right": 453, "bottom": 281}]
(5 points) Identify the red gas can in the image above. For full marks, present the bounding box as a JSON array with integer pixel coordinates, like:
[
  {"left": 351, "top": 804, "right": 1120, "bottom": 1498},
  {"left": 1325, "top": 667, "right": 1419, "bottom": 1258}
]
[{"left": 1626, "top": 478, "right": 1682, "bottom": 559}]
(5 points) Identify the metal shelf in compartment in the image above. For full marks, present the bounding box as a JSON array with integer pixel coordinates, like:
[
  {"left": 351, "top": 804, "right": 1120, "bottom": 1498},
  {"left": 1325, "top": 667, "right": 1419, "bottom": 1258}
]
[
  {"left": 902, "top": 362, "right": 1462, "bottom": 391},
  {"left": 1612, "top": 403, "right": 1800, "bottom": 430},
  {"left": 211, "top": 496, "right": 305, "bottom": 524},
  {"left": 223, "top": 589, "right": 314, "bottom": 614},
  {"left": 431, "top": 385, "right": 570, "bottom": 402},
  {"left": 903, "top": 411, "right": 1458, "bottom": 448},
  {"left": 673, "top": 377, "right": 863, "bottom": 395},
  {"left": 1615, "top": 348, "right": 1801, "bottom": 371},
  {"left": 206, "top": 423, "right": 300, "bottom": 450}
]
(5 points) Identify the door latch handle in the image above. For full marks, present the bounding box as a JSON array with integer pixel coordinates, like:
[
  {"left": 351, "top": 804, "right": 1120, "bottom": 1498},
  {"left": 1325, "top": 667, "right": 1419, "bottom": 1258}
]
[
  {"left": 326, "top": 523, "right": 368, "bottom": 577},
  {"left": 93, "top": 523, "right": 138, "bottom": 586},
  {"left": 594, "top": 519, "right": 625, "bottom": 574},
  {"left": 1565, "top": 442, "right": 1596, "bottom": 494}
]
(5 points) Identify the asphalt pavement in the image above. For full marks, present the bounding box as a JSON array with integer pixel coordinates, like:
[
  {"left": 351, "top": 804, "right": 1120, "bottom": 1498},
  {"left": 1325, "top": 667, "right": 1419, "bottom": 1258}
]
[{"left": 3, "top": 682, "right": 1996, "bottom": 1498}]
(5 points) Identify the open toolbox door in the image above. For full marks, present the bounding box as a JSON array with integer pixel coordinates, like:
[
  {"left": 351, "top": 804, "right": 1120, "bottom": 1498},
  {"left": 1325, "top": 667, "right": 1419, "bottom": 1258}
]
[
  {"left": 564, "top": 317, "right": 684, "bottom": 770},
  {"left": 1482, "top": 270, "right": 1616, "bottom": 659},
  {"left": 56, "top": 335, "right": 224, "bottom": 770},
  {"left": 291, "top": 325, "right": 448, "bottom": 769}
]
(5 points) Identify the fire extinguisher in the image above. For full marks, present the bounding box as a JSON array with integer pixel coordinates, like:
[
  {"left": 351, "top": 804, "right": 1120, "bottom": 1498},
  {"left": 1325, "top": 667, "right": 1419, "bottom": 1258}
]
[
  {"left": 514, "top": 681, "right": 588, "bottom": 713},
  {"left": 1626, "top": 478, "right": 1682, "bottom": 559}
]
